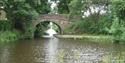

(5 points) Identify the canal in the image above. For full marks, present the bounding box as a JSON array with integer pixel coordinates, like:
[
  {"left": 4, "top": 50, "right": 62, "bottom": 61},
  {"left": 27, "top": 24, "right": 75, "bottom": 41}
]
[{"left": 0, "top": 38, "right": 125, "bottom": 63}]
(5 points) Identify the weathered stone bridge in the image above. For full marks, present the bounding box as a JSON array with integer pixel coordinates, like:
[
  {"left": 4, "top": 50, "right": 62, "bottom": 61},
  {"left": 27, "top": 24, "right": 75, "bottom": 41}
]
[{"left": 32, "top": 14, "right": 70, "bottom": 34}]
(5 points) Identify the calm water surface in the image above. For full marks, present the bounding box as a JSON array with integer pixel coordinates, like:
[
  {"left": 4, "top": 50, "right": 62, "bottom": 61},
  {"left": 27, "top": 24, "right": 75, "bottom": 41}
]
[{"left": 0, "top": 38, "right": 125, "bottom": 63}]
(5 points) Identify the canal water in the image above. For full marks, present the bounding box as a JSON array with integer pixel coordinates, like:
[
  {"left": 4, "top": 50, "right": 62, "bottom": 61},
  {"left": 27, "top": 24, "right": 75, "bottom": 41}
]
[{"left": 0, "top": 38, "right": 125, "bottom": 63}]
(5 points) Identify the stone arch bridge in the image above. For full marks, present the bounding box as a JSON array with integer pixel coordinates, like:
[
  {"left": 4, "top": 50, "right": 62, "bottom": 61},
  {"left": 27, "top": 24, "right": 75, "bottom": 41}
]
[{"left": 32, "top": 14, "right": 70, "bottom": 34}]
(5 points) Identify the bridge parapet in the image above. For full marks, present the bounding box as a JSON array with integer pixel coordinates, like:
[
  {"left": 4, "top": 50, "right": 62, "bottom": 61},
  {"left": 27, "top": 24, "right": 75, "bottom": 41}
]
[{"left": 38, "top": 14, "right": 69, "bottom": 21}]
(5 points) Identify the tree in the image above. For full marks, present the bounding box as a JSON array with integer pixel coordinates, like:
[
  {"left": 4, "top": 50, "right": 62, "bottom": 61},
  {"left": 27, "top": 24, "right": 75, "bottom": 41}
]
[
  {"left": 108, "top": 0, "right": 125, "bottom": 42},
  {"left": 1, "top": 0, "right": 50, "bottom": 20},
  {"left": 69, "top": 0, "right": 83, "bottom": 20},
  {"left": 1, "top": 0, "right": 50, "bottom": 28},
  {"left": 25, "top": 0, "right": 50, "bottom": 14},
  {"left": 68, "top": 0, "right": 110, "bottom": 34},
  {"left": 1, "top": 0, "right": 50, "bottom": 38},
  {"left": 57, "top": 0, "right": 71, "bottom": 14},
  {"left": 69, "top": 0, "right": 109, "bottom": 21}
]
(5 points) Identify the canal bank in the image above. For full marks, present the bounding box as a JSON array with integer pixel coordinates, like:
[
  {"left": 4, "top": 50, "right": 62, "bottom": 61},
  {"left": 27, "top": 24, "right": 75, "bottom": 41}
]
[{"left": 55, "top": 35, "right": 113, "bottom": 43}]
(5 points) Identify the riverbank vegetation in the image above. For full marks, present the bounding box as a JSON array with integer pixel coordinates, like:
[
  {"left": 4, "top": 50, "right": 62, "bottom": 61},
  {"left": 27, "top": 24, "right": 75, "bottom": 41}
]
[
  {"left": 0, "top": 0, "right": 125, "bottom": 43},
  {"left": 66, "top": 0, "right": 125, "bottom": 43},
  {"left": 0, "top": 20, "right": 20, "bottom": 42},
  {"left": 0, "top": 31, "right": 20, "bottom": 42}
]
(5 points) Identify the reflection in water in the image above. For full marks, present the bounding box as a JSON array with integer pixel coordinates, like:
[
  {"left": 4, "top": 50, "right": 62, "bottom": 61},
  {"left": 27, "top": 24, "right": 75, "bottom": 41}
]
[
  {"left": 102, "top": 44, "right": 125, "bottom": 63},
  {"left": 0, "top": 39, "right": 125, "bottom": 63},
  {"left": 0, "top": 46, "right": 10, "bottom": 63},
  {"left": 45, "top": 38, "right": 58, "bottom": 63}
]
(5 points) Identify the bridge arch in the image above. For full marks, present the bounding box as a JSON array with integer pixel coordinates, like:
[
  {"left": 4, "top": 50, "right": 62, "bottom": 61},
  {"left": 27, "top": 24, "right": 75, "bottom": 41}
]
[
  {"left": 32, "top": 14, "right": 70, "bottom": 34},
  {"left": 35, "top": 21, "right": 62, "bottom": 34}
]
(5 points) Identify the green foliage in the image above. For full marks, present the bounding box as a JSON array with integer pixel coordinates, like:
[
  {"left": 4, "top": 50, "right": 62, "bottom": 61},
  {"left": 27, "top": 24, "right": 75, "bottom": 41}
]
[
  {"left": 1, "top": 0, "right": 125, "bottom": 43},
  {"left": 1, "top": 0, "right": 50, "bottom": 39},
  {"left": 0, "top": 31, "right": 20, "bottom": 42},
  {"left": 0, "top": 20, "right": 12, "bottom": 31},
  {"left": 25, "top": 0, "right": 50, "bottom": 14},
  {"left": 1, "top": 0, "right": 50, "bottom": 14},
  {"left": 1, "top": 0, "right": 50, "bottom": 28},
  {"left": 58, "top": 0, "right": 71, "bottom": 14},
  {"left": 69, "top": 15, "right": 111, "bottom": 34},
  {"left": 68, "top": 0, "right": 110, "bottom": 35},
  {"left": 69, "top": 0, "right": 108, "bottom": 20},
  {"left": 111, "top": 0, "right": 125, "bottom": 20},
  {"left": 108, "top": 17, "right": 125, "bottom": 42},
  {"left": 68, "top": 0, "right": 125, "bottom": 42},
  {"left": 69, "top": 0, "right": 83, "bottom": 19},
  {"left": 107, "top": 0, "right": 125, "bottom": 42}
]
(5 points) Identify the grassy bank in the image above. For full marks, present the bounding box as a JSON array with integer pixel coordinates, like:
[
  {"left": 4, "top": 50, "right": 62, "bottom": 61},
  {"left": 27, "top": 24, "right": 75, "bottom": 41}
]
[
  {"left": 0, "top": 31, "right": 20, "bottom": 43},
  {"left": 55, "top": 35, "right": 113, "bottom": 43}
]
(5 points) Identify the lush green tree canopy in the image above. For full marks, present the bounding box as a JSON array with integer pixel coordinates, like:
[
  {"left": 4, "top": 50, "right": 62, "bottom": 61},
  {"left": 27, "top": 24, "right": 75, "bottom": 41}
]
[
  {"left": 1, "top": 0, "right": 50, "bottom": 19},
  {"left": 69, "top": 0, "right": 109, "bottom": 19},
  {"left": 68, "top": 0, "right": 110, "bottom": 34},
  {"left": 0, "top": 0, "right": 51, "bottom": 38},
  {"left": 57, "top": 0, "right": 71, "bottom": 14},
  {"left": 108, "top": 0, "right": 125, "bottom": 42}
]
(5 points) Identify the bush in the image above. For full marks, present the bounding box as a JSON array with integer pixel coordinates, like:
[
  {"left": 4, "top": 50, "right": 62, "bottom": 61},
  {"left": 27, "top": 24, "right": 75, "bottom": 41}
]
[
  {"left": 68, "top": 15, "right": 111, "bottom": 34},
  {"left": 0, "top": 20, "right": 12, "bottom": 31},
  {"left": 108, "top": 17, "right": 125, "bottom": 42},
  {"left": 0, "top": 31, "right": 20, "bottom": 42}
]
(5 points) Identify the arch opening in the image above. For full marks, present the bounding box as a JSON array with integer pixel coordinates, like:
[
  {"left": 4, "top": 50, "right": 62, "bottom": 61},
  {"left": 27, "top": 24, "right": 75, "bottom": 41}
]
[{"left": 34, "top": 21, "right": 62, "bottom": 38}]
